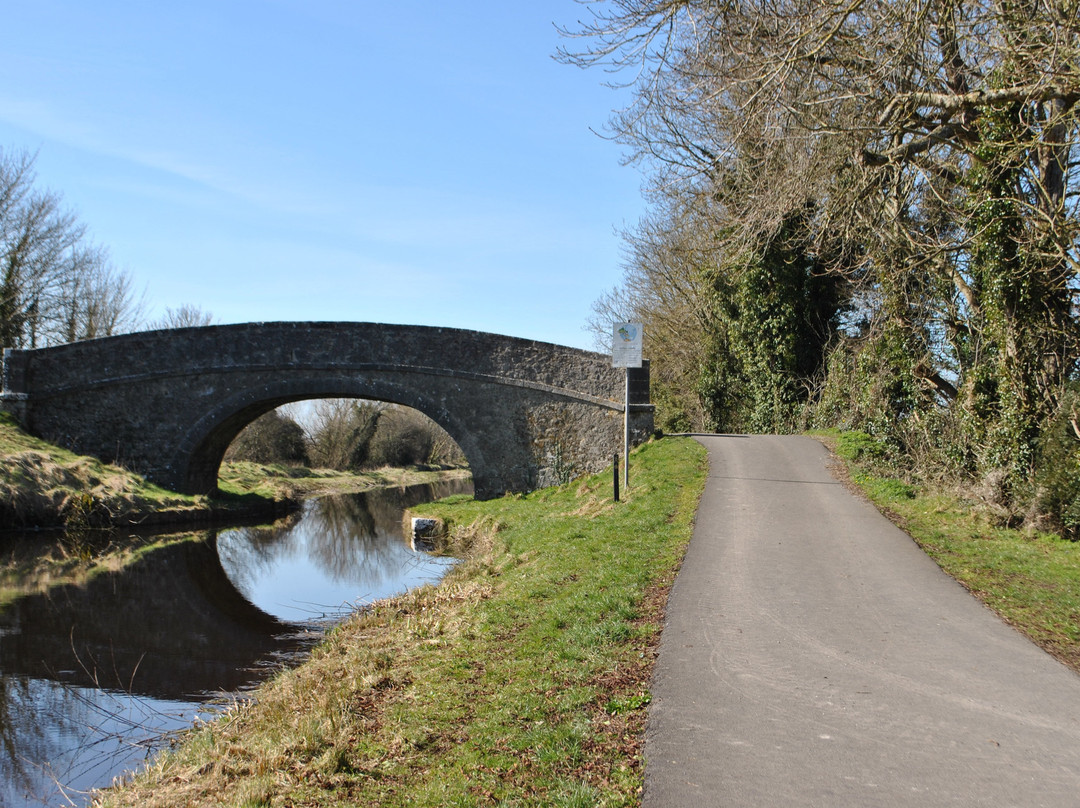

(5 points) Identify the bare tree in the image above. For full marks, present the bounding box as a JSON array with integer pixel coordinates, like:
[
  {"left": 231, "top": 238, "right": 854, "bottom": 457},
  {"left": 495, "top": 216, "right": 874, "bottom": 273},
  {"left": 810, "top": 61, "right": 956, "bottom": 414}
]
[
  {"left": 587, "top": 185, "right": 738, "bottom": 430},
  {"left": 0, "top": 148, "right": 144, "bottom": 348},
  {"left": 367, "top": 406, "right": 461, "bottom": 468},
  {"left": 0, "top": 150, "right": 84, "bottom": 348},
  {"left": 74, "top": 259, "right": 146, "bottom": 340},
  {"left": 48, "top": 247, "right": 146, "bottom": 343},
  {"left": 151, "top": 304, "right": 216, "bottom": 329},
  {"left": 224, "top": 408, "right": 308, "bottom": 465},
  {"left": 307, "top": 399, "right": 383, "bottom": 471}
]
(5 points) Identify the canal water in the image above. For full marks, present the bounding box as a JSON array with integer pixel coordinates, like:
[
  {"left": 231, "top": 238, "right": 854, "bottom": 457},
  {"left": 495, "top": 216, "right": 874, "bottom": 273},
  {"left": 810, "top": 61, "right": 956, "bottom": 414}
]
[{"left": 0, "top": 478, "right": 471, "bottom": 808}]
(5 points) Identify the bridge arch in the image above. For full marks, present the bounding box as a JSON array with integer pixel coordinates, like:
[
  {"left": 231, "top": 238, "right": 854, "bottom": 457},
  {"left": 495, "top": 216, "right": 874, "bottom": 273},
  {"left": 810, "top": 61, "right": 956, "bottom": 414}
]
[
  {"left": 172, "top": 374, "right": 484, "bottom": 495},
  {"left": 2, "top": 322, "right": 652, "bottom": 499}
]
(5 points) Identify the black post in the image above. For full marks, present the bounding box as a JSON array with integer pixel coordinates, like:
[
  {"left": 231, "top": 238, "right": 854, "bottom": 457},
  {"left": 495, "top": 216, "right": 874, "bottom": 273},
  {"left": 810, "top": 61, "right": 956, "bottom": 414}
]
[{"left": 613, "top": 452, "right": 620, "bottom": 503}]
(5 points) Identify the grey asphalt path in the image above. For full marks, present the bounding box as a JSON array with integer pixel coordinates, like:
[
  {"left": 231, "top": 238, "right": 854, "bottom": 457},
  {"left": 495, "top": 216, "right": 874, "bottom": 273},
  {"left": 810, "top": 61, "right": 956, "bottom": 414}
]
[{"left": 644, "top": 434, "right": 1080, "bottom": 807}]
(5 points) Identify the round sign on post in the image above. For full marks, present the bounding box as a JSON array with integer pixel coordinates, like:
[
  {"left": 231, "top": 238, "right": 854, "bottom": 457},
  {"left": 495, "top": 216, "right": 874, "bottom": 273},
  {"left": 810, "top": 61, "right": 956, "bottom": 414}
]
[{"left": 612, "top": 323, "right": 643, "bottom": 494}]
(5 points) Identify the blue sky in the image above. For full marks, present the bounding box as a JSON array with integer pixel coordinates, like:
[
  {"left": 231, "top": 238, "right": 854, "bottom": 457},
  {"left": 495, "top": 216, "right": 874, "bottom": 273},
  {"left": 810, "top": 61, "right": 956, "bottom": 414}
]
[{"left": 0, "top": 1, "right": 642, "bottom": 351}]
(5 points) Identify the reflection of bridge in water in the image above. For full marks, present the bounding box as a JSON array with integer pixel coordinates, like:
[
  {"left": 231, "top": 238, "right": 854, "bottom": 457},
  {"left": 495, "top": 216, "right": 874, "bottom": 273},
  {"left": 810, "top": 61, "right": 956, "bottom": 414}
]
[
  {"left": 0, "top": 528, "right": 309, "bottom": 808},
  {"left": 219, "top": 478, "right": 471, "bottom": 622},
  {"left": 0, "top": 481, "right": 468, "bottom": 808},
  {"left": 0, "top": 533, "right": 304, "bottom": 700},
  {"left": 0, "top": 480, "right": 470, "bottom": 700},
  {"left": 1, "top": 322, "right": 653, "bottom": 498}
]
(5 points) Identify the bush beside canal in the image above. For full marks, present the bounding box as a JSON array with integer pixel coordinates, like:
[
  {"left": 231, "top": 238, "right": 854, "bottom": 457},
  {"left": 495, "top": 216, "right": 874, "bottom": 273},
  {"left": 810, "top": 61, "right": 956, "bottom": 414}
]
[{"left": 93, "top": 437, "right": 709, "bottom": 808}]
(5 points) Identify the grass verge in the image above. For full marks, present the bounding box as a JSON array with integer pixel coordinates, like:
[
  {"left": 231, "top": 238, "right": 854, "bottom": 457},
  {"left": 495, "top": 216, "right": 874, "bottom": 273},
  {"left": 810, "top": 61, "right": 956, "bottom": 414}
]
[
  {"left": 93, "top": 436, "right": 708, "bottom": 808},
  {"left": 819, "top": 430, "right": 1080, "bottom": 672}
]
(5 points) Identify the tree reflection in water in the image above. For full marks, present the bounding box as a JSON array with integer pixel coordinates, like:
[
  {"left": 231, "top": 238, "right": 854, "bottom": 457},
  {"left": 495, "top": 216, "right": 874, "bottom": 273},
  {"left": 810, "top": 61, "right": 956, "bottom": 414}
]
[
  {"left": 0, "top": 675, "right": 206, "bottom": 807},
  {"left": 215, "top": 480, "right": 472, "bottom": 623}
]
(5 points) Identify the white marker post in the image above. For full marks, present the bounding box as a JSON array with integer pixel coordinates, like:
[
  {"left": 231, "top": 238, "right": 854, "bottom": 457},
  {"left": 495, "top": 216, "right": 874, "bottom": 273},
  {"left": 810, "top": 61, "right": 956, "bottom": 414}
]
[{"left": 612, "top": 322, "right": 643, "bottom": 494}]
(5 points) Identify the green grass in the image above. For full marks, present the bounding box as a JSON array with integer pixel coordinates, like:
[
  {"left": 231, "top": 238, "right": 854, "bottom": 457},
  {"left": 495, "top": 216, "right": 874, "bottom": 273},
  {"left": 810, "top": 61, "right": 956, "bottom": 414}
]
[
  {"left": 96, "top": 437, "right": 709, "bottom": 808},
  {"left": 0, "top": 410, "right": 205, "bottom": 527},
  {"left": 821, "top": 431, "right": 1080, "bottom": 670}
]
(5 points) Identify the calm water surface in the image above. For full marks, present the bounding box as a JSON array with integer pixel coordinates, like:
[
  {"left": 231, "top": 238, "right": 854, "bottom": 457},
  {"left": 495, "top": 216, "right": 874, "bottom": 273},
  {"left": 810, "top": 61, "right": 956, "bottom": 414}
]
[{"left": 0, "top": 478, "right": 471, "bottom": 807}]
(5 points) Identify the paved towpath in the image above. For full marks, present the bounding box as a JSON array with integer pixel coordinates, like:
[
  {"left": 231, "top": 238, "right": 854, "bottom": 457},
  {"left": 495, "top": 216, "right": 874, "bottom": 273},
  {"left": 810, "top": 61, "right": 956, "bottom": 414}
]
[{"left": 644, "top": 435, "right": 1080, "bottom": 807}]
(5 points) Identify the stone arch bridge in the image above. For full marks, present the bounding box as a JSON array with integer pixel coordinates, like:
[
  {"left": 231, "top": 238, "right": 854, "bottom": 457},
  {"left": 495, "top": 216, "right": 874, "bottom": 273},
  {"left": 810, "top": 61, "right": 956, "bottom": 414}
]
[{"left": 1, "top": 323, "right": 652, "bottom": 500}]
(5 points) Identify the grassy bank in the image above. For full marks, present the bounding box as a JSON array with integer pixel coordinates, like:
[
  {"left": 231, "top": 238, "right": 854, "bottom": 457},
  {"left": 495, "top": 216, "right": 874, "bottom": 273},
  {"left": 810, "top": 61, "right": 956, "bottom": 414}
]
[
  {"left": 823, "top": 430, "right": 1080, "bottom": 672},
  {"left": 0, "top": 410, "right": 205, "bottom": 528},
  {"left": 0, "top": 410, "right": 469, "bottom": 530},
  {"left": 94, "top": 437, "right": 708, "bottom": 808},
  {"left": 219, "top": 461, "right": 471, "bottom": 502}
]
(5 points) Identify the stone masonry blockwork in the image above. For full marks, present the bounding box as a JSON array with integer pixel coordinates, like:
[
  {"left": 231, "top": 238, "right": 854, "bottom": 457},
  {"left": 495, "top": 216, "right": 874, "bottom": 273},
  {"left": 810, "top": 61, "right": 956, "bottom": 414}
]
[{"left": 1, "top": 323, "right": 653, "bottom": 499}]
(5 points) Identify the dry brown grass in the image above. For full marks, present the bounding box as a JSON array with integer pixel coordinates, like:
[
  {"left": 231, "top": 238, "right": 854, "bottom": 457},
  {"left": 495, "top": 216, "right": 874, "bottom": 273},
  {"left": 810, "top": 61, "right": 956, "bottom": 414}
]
[{"left": 0, "top": 449, "right": 197, "bottom": 528}]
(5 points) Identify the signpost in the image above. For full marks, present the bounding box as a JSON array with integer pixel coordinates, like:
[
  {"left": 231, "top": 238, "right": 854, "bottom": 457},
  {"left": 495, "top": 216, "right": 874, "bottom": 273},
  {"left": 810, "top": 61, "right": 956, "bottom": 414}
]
[{"left": 612, "top": 322, "right": 642, "bottom": 495}]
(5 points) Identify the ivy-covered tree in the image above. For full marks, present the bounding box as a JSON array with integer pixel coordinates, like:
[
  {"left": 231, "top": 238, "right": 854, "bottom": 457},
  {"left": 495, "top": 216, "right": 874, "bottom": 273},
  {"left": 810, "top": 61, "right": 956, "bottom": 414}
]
[
  {"left": 727, "top": 209, "right": 849, "bottom": 432},
  {"left": 563, "top": 0, "right": 1080, "bottom": 516}
]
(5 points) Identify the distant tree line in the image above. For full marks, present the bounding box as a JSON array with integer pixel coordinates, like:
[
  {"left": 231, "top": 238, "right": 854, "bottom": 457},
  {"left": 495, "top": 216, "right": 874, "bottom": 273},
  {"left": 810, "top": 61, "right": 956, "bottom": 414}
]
[
  {"left": 224, "top": 400, "right": 467, "bottom": 471},
  {"left": 561, "top": 0, "right": 1080, "bottom": 531}
]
